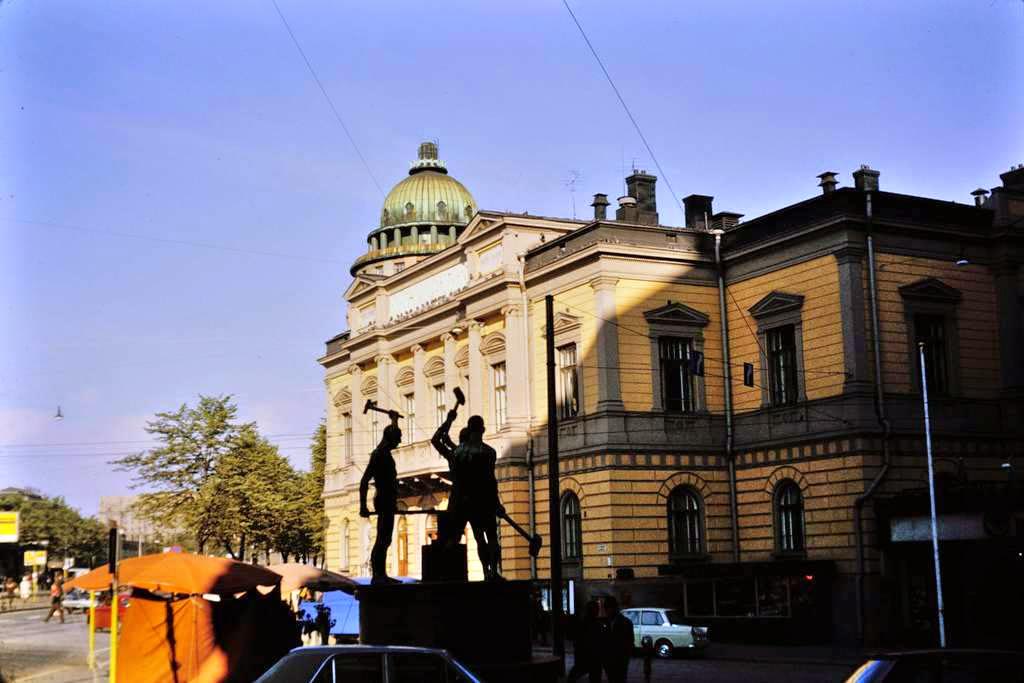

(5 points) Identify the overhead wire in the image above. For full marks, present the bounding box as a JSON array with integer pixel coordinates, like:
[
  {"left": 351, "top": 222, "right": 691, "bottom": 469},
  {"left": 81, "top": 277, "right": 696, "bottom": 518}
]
[
  {"left": 560, "top": 0, "right": 684, "bottom": 222},
  {"left": 270, "top": 0, "right": 385, "bottom": 197}
]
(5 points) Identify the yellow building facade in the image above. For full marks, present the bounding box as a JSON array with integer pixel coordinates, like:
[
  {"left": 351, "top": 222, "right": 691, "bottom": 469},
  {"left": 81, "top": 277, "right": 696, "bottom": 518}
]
[{"left": 320, "top": 149, "right": 1024, "bottom": 647}]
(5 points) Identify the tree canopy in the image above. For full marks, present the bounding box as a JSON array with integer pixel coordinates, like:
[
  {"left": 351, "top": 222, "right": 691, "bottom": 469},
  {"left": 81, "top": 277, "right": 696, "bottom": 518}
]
[
  {"left": 0, "top": 493, "right": 107, "bottom": 568},
  {"left": 113, "top": 395, "right": 325, "bottom": 563}
]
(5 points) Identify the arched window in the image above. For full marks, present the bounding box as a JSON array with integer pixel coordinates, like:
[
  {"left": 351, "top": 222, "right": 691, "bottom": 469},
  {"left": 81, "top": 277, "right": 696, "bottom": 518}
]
[
  {"left": 405, "top": 202, "right": 415, "bottom": 219},
  {"left": 436, "top": 200, "right": 448, "bottom": 220},
  {"left": 561, "top": 492, "right": 582, "bottom": 561},
  {"left": 340, "top": 519, "right": 350, "bottom": 571},
  {"left": 667, "top": 486, "right": 703, "bottom": 556},
  {"left": 775, "top": 480, "right": 805, "bottom": 553}
]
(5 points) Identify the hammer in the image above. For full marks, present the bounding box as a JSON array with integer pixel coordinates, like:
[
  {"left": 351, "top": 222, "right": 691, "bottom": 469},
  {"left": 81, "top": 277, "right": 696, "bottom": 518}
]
[
  {"left": 363, "top": 399, "right": 403, "bottom": 419},
  {"left": 452, "top": 387, "right": 466, "bottom": 409},
  {"left": 499, "top": 509, "right": 543, "bottom": 558}
]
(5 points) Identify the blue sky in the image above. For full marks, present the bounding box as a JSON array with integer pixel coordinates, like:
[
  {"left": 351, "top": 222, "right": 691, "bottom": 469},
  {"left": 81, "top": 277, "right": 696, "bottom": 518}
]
[{"left": 1, "top": 0, "right": 1021, "bottom": 517}]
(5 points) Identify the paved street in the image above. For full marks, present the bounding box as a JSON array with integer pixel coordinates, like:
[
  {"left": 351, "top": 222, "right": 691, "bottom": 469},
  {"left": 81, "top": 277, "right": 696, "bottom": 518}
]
[{"left": 0, "top": 609, "right": 109, "bottom": 683}]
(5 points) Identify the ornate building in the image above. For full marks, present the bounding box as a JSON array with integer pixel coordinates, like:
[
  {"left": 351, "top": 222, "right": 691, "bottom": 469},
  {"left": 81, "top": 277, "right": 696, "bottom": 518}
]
[{"left": 320, "top": 145, "right": 1024, "bottom": 646}]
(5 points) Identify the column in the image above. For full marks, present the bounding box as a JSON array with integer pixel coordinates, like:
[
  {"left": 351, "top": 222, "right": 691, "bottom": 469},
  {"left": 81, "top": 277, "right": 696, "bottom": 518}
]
[
  {"left": 589, "top": 276, "right": 624, "bottom": 410},
  {"left": 442, "top": 333, "right": 459, "bottom": 405},
  {"left": 468, "top": 320, "right": 484, "bottom": 417},
  {"left": 430, "top": 225, "right": 438, "bottom": 244},
  {"left": 834, "top": 247, "right": 871, "bottom": 391},
  {"left": 350, "top": 365, "right": 366, "bottom": 466},
  {"left": 412, "top": 345, "right": 428, "bottom": 442},
  {"left": 375, "top": 354, "right": 395, "bottom": 411},
  {"left": 379, "top": 231, "right": 388, "bottom": 249},
  {"left": 993, "top": 260, "right": 1023, "bottom": 392},
  {"left": 392, "top": 228, "right": 401, "bottom": 247},
  {"left": 502, "top": 303, "right": 530, "bottom": 428}
]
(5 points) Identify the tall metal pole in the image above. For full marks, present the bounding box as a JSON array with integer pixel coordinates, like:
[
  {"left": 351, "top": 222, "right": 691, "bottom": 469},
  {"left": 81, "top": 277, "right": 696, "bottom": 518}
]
[
  {"left": 918, "top": 341, "right": 947, "bottom": 648},
  {"left": 108, "top": 527, "right": 121, "bottom": 682},
  {"left": 545, "top": 295, "right": 565, "bottom": 668}
]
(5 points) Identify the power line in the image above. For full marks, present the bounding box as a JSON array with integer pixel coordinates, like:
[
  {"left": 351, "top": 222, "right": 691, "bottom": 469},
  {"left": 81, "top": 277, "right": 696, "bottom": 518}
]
[
  {"left": 560, "top": 0, "right": 684, "bottom": 222},
  {"left": 270, "top": 0, "right": 385, "bottom": 197}
]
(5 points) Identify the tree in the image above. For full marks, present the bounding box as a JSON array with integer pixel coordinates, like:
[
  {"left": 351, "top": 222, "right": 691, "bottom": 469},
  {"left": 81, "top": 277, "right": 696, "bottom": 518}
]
[
  {"left": 113, "top": 395, "right": 248, "bottom": 554},
  {"left": 0, "top": 494, "right": 108, "bottom": 567}
]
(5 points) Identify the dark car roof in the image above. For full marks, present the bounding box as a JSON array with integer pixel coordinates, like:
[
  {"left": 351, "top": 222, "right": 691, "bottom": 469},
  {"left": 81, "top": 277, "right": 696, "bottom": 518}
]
[{"left": 288, "top": 645, "right": 452, "bottom": 657}]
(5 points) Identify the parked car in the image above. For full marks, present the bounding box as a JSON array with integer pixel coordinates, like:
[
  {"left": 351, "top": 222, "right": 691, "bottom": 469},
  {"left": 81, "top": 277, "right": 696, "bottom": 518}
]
[
  {"left": 61, "top": 588, "right": 93, "bottom": 614},
  {"left": 255, "top": 645, "right": 481, "bottom": 683},
  {"left": 89, "top": 595, "right": 129, "bottom": 631},
  {"left": 845, "top": 650, "right": 1024, "bottom": 682},
  {"left": 620, "top": 607, "right": 710, "bottom": 658}
]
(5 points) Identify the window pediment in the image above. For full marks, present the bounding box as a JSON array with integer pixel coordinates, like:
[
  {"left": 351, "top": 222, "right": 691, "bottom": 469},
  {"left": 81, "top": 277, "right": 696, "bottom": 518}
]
[
  {"left": 749, "top": 291, "right": 805, "bottom": 319},
  {"left": 424, "top": 356, "right": 446, "bottom": 379},
  {"left": 395, "top": 366, "right": 415, "bottom": 388},
  {"left": 899, "top": 277, "right": 962, "bottom": 304},
  {"left": 333, "top": 388, "right": 352, "bottom": 409},
  {"left": 360, "top": 376, "right": 378, "bottom": 397},
  {"left": 545, "top": 311, "right": 582, "bottom": 337},
  {"left": 644, "top": 302, "right": 710, "bottom": 328},
  {"left": 481, "top": 332, "right": 507, "bottom": 357},
  {"left": 455, "top": 346, "right": 470, "bottom": 369}
]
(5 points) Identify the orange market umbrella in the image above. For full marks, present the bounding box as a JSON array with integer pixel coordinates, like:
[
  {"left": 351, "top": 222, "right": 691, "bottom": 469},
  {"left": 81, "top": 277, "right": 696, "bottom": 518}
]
[
  {"left": 267, "top": 563, "right": 357, "bottom": 594},
  {"left": 64, "top": 552, "right": 281, "bottom": 595}
]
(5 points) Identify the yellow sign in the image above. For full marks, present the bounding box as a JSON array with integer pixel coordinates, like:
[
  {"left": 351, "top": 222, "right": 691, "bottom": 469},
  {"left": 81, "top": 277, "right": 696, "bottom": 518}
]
[
  {"left": 24, "top": 550, "right": 47, "bottom": 566},
  {"left": 0, "top": 511, "right": 18, "bottom": 543}
]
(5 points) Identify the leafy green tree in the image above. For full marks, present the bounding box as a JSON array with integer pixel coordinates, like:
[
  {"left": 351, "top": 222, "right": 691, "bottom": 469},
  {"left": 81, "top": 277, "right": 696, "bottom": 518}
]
[
  {"left": 0, "top": 494, "right": 108, "bottom": 567},
  {"left": 113, "top": 395, "right": 249, "bottom": 554}
]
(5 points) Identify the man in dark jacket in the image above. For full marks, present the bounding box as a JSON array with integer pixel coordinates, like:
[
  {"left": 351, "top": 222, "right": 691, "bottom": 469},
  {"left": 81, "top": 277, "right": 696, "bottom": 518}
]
[{"left": 600, "top": 595, "right": 634, "bottom": 683}]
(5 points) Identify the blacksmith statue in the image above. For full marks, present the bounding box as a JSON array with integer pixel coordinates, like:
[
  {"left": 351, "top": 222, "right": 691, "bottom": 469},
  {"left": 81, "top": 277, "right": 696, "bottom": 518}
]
[
  {"left": 432, "top": 400, "right": 504, "bottom": 581},
  {"left": 359, "top": 404, "right": 402, "bottom": 584}
]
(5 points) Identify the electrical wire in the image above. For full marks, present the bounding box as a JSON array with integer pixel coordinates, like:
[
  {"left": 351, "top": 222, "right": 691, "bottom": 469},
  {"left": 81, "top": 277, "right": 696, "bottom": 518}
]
[
  {"left": 560, "top": 0, "right": 684, "bottom": 222},
  {"left": 270, "top": 0, "right": 385, "bottom": 197}
]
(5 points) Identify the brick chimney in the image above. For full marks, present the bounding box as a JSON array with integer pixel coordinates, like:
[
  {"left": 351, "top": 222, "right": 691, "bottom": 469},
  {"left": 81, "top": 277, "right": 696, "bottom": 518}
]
[
  {"left": 623, "top": 171, "right": 658, "bottom": 225},
  {"left": 615, "top": 195, "right": 639, "bottom": 223},
  {"left": 591, "top": 193, "right": 610, "bottom": 220},
  {"left": 683, "top": 194, "right": 714, "bottom": 230},
  {"left": 853, "top": 165, "right": 880, "bottom": 192}
]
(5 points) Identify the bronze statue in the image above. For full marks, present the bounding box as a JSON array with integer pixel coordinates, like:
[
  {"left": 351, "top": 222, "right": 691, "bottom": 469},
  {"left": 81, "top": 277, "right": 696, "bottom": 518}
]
[
  {"left": 431, "top": 391, "right": 504, "bottom": 581},
  {"left": 359, "top": 402, "right": 402, "bottom": 584}
]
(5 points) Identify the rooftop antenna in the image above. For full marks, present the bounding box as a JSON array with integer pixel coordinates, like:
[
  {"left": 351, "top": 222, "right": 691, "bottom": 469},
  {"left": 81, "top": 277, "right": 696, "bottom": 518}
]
[{"left": 564, "top": 170, "right": 582, "bottom": 219}]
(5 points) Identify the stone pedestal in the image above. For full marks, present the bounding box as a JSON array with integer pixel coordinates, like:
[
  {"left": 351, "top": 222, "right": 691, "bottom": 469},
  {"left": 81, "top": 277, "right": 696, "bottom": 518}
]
[
  {"left": 357, "top": 580, "right": 559, "bottom": 683},
  {"left": 421, "top": 543, "right": 467, "bottom": 582}
]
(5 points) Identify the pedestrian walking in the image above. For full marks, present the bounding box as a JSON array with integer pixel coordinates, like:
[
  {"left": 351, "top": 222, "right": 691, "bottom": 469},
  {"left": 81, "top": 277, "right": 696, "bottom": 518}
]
[
  {"left": 43, "top": 578, "right": 64, "bottom": 623},
  {"left": 567, "top": 599, "right": 602, "bottom": 683},
  {"left": 641, "top": 635, "right": 654, "bottom": 682},
  {"left": 599, "top": 596, "right": 634, "bottom": 683},
  {"left": 2, "top": 577, "right": 15, "bottom": 611},
  {"left": 19, "top": 575, "right": 31, "bottom": 604}
]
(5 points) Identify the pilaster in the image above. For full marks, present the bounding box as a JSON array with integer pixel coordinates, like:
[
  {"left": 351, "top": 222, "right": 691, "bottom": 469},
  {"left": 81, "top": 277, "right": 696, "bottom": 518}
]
[
  {"left": 468, "top": 320, "right": 485, "bottom": 417},
  {"left": 442, "top": 333, "right": 459, "bottom": 406},
  {"left": 412, "top": 344, "right": 428, "bottom": 442},
  {"left": 375, "top": 354, "right": 396, "bottom": 411},
  {"left": 590, "top": 276, "right": 624, "bottom": 410},
  {"left": 350, "top": 365, "right": 366, "bottom": 469},
  {"left": 834, "top": 246, "right": 872, "bottom": 391},
  {"left": 502, "top": 303, "right": 530, "bottom": 428}
]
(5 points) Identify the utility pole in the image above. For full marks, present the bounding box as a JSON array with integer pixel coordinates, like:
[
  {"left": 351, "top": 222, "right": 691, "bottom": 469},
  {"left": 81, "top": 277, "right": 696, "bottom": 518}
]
[
  {"left": 108, "top": 527, "right": 121, "bottom": 682},
  {"left": 918, "top": 341, "right": 947, "bottom": 648},
  {"left": 545, "top": 295, "right": 564, "bottom": 669}
]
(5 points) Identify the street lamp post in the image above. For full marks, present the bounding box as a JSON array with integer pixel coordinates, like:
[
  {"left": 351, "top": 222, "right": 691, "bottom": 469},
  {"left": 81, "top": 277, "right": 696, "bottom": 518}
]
[{"left": 918, "top": 341, "right": 947, "bottom": 648}]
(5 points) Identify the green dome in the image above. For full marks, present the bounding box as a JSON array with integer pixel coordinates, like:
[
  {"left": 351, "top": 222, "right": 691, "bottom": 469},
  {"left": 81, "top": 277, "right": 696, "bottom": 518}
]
[{"left": 378, "top": 142, "right": 477, "bottom": 229}]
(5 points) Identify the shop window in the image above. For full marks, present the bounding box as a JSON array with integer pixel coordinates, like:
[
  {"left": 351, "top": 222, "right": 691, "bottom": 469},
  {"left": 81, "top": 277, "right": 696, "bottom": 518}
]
[
  {"left": 757, "top": 576, "right": 790, "bottom": 617},
  {"left": 716, "top": 577, "right": 757, "bottom": 617},
  {"left": 561, "top": 492, "right": 582, "bottom": 561},
  {"left": 667, "top": 486, "right": 704, "bottom": 557},
  {"left": 557, "top": 344, "right": 580, "bottom": 418},
  {"left": 775, "top": 480, "right": 805, "bottom": 554}
]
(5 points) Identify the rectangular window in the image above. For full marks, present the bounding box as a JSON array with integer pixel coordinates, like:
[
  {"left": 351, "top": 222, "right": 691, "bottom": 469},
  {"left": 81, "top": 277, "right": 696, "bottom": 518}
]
[
  {"left": 342, "top": 412, "right": 353, "bottom": 465},
  {"left": 914, "top": 314, "right": 948, "bottom": 395},
  {"left": 369, "top": 411, "right": 380, "bottom": 447},
  {"left": 394, "top": 261, "right": 405, "bottom": 272},
  {"left": 492, "top": 362, "right": 508, "bottom": 429},
  {"left": 433, "top": 384, "right": 446, "bottom": 428},
  {"left": 766, "top": 325, "right": 798, "bottom": 406},
  {"left": 557, "top": 344, "right": 580, "bottom": 418},
  {"left": 659, "top": 337, "right": 696, "bottom": 412},
  {"left": 403, "top": 393, "right": 415, "bottom": 439}
]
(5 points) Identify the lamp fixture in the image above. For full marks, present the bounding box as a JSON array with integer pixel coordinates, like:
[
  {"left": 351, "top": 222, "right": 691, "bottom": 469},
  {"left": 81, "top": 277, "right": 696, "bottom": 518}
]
[{"left": 54, "top": 406, "right": 63, "bottom": 421}]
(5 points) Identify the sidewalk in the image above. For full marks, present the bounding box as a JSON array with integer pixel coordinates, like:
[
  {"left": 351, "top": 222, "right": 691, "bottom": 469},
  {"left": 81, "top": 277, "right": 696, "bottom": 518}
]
[{"left": 0, "top": 596, "right": 51, "bottom": 613}]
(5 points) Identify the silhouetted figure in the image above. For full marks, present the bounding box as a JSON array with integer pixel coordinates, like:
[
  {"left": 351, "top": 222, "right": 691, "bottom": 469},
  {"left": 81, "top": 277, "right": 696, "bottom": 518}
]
[
  {"left": 360, "top": 410, "right": 402, "bottom": 585},
  {"left": 600, "top": 596, "right": 634, "bottom": 683},
  {"left": 43, "top": 578, "right": 64, "bottom": 623},
  {"left": 567, "top": 599, "right": 602, "bottom": 682},
  {"left": 431, "top": 411, "right": 503, "bottom": 580}
]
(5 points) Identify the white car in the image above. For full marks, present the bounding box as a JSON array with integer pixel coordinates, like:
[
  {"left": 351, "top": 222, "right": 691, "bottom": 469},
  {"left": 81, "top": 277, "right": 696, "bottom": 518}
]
[
  {"left": 621, "top": 607, "right": 710, "bottom": 658},
  {"left": 61, "top": 589, "right": 93, "bottom": 614}
]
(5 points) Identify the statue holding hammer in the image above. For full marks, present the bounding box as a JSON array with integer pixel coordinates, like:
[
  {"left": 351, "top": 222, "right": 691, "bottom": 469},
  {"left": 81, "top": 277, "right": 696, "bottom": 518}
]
[{"left": 359, "top": 399, "right": 403, "bottom": 585}]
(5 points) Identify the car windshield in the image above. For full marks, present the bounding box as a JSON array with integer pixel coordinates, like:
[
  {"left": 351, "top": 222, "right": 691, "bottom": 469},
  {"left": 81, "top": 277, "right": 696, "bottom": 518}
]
[{"left": 666, "top": 610, "right": 688, "bottom": 625}]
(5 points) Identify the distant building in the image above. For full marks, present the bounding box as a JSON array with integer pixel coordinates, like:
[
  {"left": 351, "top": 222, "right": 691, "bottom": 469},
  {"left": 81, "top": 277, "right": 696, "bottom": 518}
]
[
  {"left": 98, "top": 495, "right": 164, "bottom": 548},
  {"left": 319, "top": 144, "right": 1024, "bottom": 648}
]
